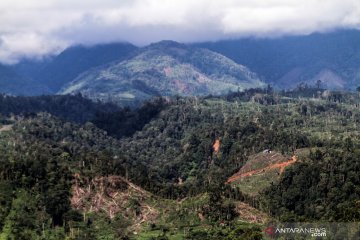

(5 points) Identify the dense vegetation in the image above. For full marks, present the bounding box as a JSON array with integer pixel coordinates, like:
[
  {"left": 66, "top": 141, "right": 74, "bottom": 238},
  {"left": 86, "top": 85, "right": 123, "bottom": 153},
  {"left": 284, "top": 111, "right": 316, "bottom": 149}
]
[
  {"left": 0, "top": 88, "right": 359, "bottom": 239},
  {"left": 263, "top": 147, "right": 360, "bottom": 222},
  {"left": 59, "top": 41, "right": 265, "bottom": 106},
  {"left": 0, "top": 93, "right": 120, "bottom": 123}
]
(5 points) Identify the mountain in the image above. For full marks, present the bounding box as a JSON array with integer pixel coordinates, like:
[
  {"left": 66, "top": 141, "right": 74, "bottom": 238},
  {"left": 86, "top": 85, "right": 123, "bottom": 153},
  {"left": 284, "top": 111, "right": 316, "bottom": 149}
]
[
  {"left": 7, "top": 30, "right": 360, "bottom": 98},
  {"left": 0, "top": 64, "right": 47, "bottom": 95},
  {"left": 59, "top": 41, "right": 265, "bottom": 105},
  {"left": 13, "top": 42, "right": 138, "bottom": 93},
  {"left": 195, "top": 30, "right": 360, "bottom": 90}
]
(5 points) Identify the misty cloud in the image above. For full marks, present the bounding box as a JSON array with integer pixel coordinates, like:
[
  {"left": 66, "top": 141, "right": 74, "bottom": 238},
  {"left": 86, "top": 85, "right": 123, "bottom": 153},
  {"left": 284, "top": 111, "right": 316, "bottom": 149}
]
[{"left": 1, "top": 0, "right": 360, "bottom": 64}]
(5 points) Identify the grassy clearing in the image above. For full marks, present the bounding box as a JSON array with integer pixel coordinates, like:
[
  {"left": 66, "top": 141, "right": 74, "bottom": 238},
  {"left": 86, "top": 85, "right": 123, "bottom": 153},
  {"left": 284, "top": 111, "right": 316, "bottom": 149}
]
[{"left": 234, "top": 169, "right": 279, "bottom": 196}]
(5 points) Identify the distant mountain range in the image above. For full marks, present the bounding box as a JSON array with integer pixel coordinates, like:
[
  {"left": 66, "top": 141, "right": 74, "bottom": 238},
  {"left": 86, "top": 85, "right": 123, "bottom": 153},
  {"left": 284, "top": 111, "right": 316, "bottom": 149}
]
[
  {"left": 0, "top": 64, "right": 46, "bottom": 95},
  {"left": 59, "top": 41, "right": 264, "bottom": 105},
  {"left": 2, "top": 30, "right": 360, "bottom": 104},
  {"left": 13, "top": 42, "right": 137, "bottom": 93},
  {"left": 195, "top": 30, "right": 360, "bottom": 90}
]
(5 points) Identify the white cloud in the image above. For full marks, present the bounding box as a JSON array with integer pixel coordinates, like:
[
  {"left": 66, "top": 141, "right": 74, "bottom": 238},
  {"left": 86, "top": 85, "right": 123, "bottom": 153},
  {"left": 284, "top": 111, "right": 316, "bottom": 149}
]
[
  {"left": 1, "top": 0, "right": 360, "bottom": 63},
  {"left": 0, "top": 33, "right": 66, "bottom": 64}
]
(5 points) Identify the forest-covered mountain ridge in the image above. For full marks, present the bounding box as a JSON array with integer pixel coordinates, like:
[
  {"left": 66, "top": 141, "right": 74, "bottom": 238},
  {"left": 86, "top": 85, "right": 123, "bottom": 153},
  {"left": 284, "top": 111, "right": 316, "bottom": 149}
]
[
  {"left": 59, "top": 40, "right": 265, "bottom": 106},
  {"left": 0, "top": 87, "right": 359, "bottom": 239},
  {"left": 2, "top": 30, "right": 360, "bottom": 107},
  {"left": 195, "top": 30, "right": 360, "bottom": 90}
]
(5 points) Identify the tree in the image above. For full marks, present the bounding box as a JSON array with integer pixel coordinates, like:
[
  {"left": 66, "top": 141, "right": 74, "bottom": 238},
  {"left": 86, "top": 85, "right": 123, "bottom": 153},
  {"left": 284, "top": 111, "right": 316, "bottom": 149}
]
[
  {"left": 0, "top": 190, "right": 44, "bottom": 240},
  {"left": 0, "top": 182, "right": 13, "bottom": 229},
  {"left": 202, "top": 185, "right": 238, "bottom": 222}
]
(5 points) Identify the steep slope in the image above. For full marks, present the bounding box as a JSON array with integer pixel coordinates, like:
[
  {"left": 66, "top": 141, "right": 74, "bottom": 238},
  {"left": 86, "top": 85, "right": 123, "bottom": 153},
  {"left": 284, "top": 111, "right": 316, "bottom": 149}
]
[
  {"left": 0, "top": 64, "right": 47, "bottom": 95},
  {"left": 13, "top": 42, "right": 138, "bottom": 93},
  {"left": 195, "top": 30, "right": 360, "bottom": 90},
  {"left": 71, "top": 174, "right": 159, "bottom": 230},
  {"left": 0, "top": 108, "right": 269, "bottom": 239},
  {"left": 1, "top": 91, "right": 359, "bottom": 238},
  {"left": 59, "top": 41, "right": 265, "bottom": 105},
  {"left": 227, "top": 150, "right": 310, "bottom": 196}
]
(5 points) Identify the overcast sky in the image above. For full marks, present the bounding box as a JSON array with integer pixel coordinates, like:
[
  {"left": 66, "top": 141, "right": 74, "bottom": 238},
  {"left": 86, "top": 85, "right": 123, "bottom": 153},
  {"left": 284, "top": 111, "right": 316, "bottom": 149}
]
[{"left": 1, "top": 0, "right": 360, "bottom": 64}]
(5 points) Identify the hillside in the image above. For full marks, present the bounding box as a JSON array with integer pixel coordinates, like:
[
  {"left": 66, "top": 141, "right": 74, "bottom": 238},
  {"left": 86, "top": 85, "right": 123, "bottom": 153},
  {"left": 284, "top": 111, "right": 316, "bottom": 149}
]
[
  {"left": 13, "top": 43, "right": 138, "bottom": 93},
  {"left": 196, "top": 30, "right": 360, "bottom": 90},
  {"left": 0, "top": 107, "right": 267, "bottom": 239},
  {"left": 0, "top": 64, "right": 47, "bottom": 95},
  {"left": 0, "top": 89, "right": 359, "bottom": 239},
  {"left": 227, "top": 149, "right": 310, "bottom": 196},
  {"left": 0, "top": 93, "right": 120, "bottom": 123},
  {"left": 5, "top": 30, "right": 360, "bottom": 98},
  {"left": 59, "top": 41, "right": 265, "bottom": 106}
]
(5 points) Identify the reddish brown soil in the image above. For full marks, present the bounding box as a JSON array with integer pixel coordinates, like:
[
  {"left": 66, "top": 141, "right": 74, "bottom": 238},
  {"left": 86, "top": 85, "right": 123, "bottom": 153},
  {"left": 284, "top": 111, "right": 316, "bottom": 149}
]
[
  {"left": 227, "top": 155, "right": 297, "bottom": 183},
  {"left": 213, "top": 139, "right": 220, "bottom": 155},
  {"left": 163, "top": 67, "right": 173, "bottom": 76},
  {"left": 174, "top": 79, "right": 190, "bottom": 93}
]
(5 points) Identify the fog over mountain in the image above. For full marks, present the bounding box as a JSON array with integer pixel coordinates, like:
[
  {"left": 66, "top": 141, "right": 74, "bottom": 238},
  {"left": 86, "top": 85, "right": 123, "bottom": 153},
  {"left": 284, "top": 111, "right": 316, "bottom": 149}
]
[
  {"left": 1, "top": 0, "right": 360, "bottom": 63},
  {"left": 195, "top": 30, "right": 360, "bottom": 90}
]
